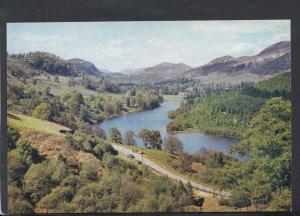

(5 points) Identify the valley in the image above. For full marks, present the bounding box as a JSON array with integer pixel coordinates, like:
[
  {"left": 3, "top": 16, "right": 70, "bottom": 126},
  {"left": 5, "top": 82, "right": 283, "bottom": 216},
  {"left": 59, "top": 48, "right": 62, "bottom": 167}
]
[{"left": 6, "top": 40, "right": 291, "bottom": 213}]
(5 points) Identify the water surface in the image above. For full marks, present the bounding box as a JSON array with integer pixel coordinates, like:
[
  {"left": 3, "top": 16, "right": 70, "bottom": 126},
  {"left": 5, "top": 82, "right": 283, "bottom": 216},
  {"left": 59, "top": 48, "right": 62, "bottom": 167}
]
[{"left": 98, "top": 101, "right": 244, "bottom": 160}]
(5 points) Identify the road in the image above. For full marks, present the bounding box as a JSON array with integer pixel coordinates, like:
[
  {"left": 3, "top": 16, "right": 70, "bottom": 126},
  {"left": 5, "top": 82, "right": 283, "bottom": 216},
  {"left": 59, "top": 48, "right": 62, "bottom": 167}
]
[{"left": 112, "top": 144, "right": 231, "bottom": 197}]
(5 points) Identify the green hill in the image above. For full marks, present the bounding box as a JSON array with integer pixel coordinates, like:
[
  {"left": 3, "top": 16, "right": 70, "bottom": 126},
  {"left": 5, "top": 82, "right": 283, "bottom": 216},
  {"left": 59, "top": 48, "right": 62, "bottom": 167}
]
[{"left": 167, "top": 72, "right": 291, "bottom": 138}]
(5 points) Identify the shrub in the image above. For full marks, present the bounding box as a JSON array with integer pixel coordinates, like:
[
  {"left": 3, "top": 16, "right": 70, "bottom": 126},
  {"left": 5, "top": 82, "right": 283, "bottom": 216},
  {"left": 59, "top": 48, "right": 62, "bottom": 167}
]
[
  {"left": 7, "top": 126, "right": 20, "bottom": 150},
  {"left": 37, "top": 186, "right": 75, "bottom": 209},
  {"left": 79, "top": 164, "right": 99, "bottom": 182},
  {"left": 23, "top": 161, "right": 55, "bottom": 203}
]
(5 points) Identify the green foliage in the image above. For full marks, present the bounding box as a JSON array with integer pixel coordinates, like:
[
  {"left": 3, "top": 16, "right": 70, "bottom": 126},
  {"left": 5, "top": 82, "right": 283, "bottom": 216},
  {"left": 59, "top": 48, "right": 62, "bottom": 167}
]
[
  {"left": 108, "top": 127, "right": 122, "bottom": 143},
  {"left": 239, "top": 72, "right": 291, "bottom": 102},
  {"left": 129, "top": 89, "right": 163, "bottom": 110},
  {"left": 37, "top": 186, "right": 75, "bottom": 209},
  {"left": 15, "top": 139, "right": 37, "bottom": 164},
  {"left": 8, "top": 150, "right": 30, "bottom": 186},
  {"left": 168, "top": 73, "right": 291, "bottom": 138},
  {"left": 23, "top": 161, "right": 56, "bottom": 203},
  {"left": 51, "top": 162, "right": 69, "bottom": 185},
  {"left": 138, "top": 129, "right": 162, "bottom": 149},
  {"left": 270, "top": 188, "right": 291, "bottom": 211},
  {"left": 32, "top": 102, "right": 54, "bottom": 121},
  {"left": 168, "top": 91, "right": 265, "bottom": 137},
  {"left": 17, "top": 52, "right": 79, "bottom": 76},
  {"left": 227, "top": 97, "right": 291, "bottom": 208},
  {"left": 205, "top": 151, "right": 225, "bottom": 168},
  {"left": 8, "top": 126, "right": 20, "bottom": 150},
  {"left": 8, "top": 186, "right": 34, "bottom": 214},
  {"left": 79, "top": 163, "right": 100, "bottom": 182}
]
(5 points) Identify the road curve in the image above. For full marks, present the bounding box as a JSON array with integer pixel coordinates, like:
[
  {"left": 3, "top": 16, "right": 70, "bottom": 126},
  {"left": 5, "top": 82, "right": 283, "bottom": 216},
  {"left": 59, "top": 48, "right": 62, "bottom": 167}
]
[{"left": 112, "top": 144, "right": 231, "bottom": 197}]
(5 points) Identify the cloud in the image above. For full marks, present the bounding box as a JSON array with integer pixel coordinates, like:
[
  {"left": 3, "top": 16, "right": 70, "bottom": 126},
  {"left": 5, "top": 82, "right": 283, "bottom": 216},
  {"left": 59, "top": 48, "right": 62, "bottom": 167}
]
[
  {"left": 7, "top": 21, "right": 290, "bottom": 71},
  {"left": 146, "top": 38, "right": 166, "bottom": 46},
  {"left": 18, "top": 32, "right": 76, "bottom": 49},
  {"left": 269, "top": 33, "right": 290, "bottom": 44},
  {"left": 108, "top": 38, "right": 122, "bottom": 46},
  {"left": 191, "top": 20, "right": 290, "bottom": 34}
]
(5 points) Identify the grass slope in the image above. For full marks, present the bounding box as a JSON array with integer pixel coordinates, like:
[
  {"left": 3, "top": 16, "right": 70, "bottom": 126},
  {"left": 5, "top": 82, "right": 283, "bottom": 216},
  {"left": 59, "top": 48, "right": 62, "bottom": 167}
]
[{"left": 8, "top": 112, "right": 71, "bottom": 136}]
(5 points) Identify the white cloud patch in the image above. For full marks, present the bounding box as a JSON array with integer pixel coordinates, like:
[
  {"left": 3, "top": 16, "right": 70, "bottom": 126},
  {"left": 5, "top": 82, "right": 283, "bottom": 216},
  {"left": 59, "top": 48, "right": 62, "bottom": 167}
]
[
  {"left": 146, "top": 38, "right": 166, "bottom": 46},
  {"left": 16, "top": 32, "right": 77, "bottom": 49},
  {"left": 191, "top": 20, "right": 289, "bottom": 34}
]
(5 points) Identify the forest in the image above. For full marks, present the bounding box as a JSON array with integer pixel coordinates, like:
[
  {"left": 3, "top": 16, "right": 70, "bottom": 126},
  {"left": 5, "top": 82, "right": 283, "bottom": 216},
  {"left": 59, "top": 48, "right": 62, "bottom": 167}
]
[{"left": 167, "top": 72, "right": 291, "bottom": 138}]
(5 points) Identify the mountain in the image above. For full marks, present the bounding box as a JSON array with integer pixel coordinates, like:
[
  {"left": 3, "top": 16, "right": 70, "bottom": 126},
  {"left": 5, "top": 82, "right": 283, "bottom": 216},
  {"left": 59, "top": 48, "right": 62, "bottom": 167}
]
[
  {"left": 133, "top": 62, "right": 192, "bottom": 79},
  {"left": 182, "top": 41, "right": 291, "bottom": 79},
  {"left": 257, "top": 41, "right": 290, "bottom": 56},
  {"left": 124, "top": 62, "right": 192, "bottom": 84},
  {"left": 68, "top": 58, "right": 103, "bottom": 77}
]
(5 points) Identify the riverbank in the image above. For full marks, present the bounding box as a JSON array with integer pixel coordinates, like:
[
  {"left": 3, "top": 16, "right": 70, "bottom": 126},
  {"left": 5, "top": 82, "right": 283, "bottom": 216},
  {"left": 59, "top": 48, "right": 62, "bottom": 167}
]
[{"left": 168, "top": 128, "right": 242, "bottom": 139}]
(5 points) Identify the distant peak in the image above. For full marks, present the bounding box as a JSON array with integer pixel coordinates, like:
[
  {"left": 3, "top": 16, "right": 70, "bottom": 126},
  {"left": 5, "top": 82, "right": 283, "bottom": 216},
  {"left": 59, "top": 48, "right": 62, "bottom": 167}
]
[
  {"left": 207, "top": 55, "right": 234, "bottom": 65},
  {"left": 258, "top": 41, "right": 291, "bottom": 56}
]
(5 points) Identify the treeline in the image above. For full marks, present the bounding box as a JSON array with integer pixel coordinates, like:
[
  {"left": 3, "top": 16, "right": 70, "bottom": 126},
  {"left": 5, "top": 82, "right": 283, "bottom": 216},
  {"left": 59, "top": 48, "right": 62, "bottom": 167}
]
[
  {"left": 8, "top": 126, "right": 196, "bottom": 213},
  {"left": 9, "top": 52, "right": 80, "bottom": 76},
  {"left": 167, "top": 72, "right": 291, "bottom": 138},
  {"left": 242, "top": 72, "right": 291, "bottom": 100},
  {"left": 144, "top": 78, "right": 253, "bottom": 96},
  {"left": 7, "top": 83, "right": 162, "bottom": 130},
  {"left": 126, "top": 89, "right": 163, "bottom": 110}
]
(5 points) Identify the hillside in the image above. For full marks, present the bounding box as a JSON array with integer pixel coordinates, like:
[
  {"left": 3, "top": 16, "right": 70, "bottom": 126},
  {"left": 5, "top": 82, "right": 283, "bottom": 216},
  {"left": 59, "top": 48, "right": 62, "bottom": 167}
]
[
  {"left": 167, "top": 72, "right": 291, "bottom": 138},
  {"left": 7, "top": 52, "right": 120, "bottom": 94},
  {"left": 8, "top": 113, "right": 218, "bottom": 213},
  {"left": 67, "top": 58, "right": 104, "bottom": 77},
  {"left": 133, "top": 62, "right": 192, "bottom": 80},
  {"left": 182, "top": 41, "right": 290, "bottom": 79}
]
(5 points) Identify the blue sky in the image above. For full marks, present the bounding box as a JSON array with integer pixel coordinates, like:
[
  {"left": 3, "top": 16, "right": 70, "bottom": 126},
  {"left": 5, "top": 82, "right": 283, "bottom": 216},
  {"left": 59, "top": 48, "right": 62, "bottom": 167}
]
[{"left": 7, "top": 20, "right": 290, "bottom": 72}]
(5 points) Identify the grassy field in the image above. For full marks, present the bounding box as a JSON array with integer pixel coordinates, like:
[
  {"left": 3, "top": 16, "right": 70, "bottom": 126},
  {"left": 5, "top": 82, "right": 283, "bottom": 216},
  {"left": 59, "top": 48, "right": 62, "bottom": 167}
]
[{"left": 7, "top": 112, "right": 71, "bottom": 136}]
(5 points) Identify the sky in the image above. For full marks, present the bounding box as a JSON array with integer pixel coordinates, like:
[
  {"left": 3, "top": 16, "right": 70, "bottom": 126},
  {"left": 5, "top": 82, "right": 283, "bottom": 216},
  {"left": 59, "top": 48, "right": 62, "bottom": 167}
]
[{"left": 7, "top": 20, "right": 290, "bottom": 72}]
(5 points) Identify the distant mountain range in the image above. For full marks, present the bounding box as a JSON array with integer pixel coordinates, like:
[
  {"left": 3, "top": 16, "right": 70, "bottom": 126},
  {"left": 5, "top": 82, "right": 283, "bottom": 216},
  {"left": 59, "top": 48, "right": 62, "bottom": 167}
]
[
  {"left": 182, "top": 41, "right": 291, "bottom": 79},
  {"left": 22, "top": 41, "right": 290, "bottom": 85}
]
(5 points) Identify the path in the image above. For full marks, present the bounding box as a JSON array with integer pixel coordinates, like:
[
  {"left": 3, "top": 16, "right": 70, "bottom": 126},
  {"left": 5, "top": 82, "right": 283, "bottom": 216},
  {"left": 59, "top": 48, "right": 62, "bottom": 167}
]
[{"left": 112, "top": 144, "right": 231, "bottom": 197}]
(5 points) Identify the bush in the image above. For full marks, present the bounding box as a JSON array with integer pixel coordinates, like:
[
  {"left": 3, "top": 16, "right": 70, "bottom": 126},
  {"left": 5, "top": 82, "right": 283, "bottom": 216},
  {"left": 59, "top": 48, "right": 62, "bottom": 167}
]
[
  {"left": 93, "top": 144, "right": 104, "bottom": 159},
  {"left": 32, "top": 102, "right": 53, "bottom": 121},
  {"left": 23, "top": 161, "right": 55, "bottom": 203},
  {"left": 51, "top": 162, "right": 69, "bottom": 185},
  {"left": 16, "top": 139, "right": 37, "bottom": 164},
  {"left": 8, "top": 126, "right": 20, "bottom": 150},
  {"left": 37, "top": 186, "right": 75, "bottom": 209},
  {"left": 219, "top": 198, "right": 230, "bottom": 206},
  {"left": 8, "top": 150, "right": 29, "bottom": 186},
  {"left": 8, "top": 185, "right": 34, "bottom": 214},
  {"left": 79, "top": 164, "right": 99, "bottom": 182}
]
